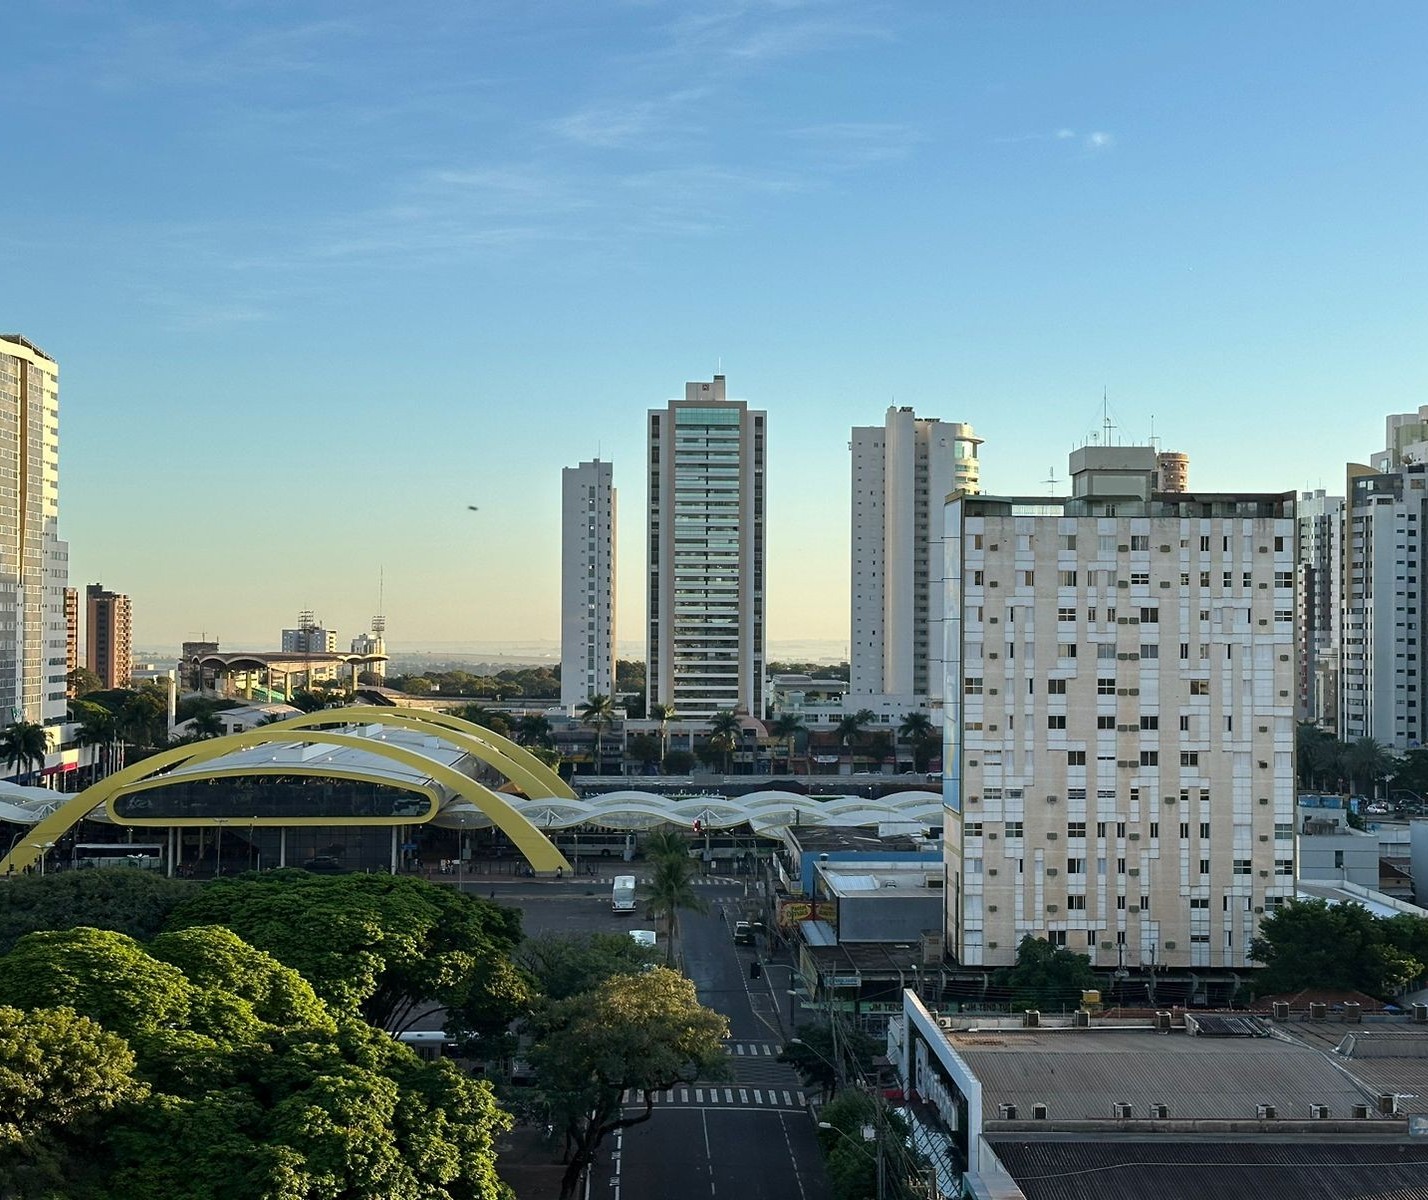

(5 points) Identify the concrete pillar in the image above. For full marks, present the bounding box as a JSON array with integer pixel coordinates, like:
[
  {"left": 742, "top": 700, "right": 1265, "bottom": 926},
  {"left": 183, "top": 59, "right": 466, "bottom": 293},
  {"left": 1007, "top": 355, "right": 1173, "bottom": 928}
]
[
  {"left": 390, "top": 826, "right": 399, "bottom": 875},
  {"left": 279, "top": 827, "right": 287, "bottom": 868}
]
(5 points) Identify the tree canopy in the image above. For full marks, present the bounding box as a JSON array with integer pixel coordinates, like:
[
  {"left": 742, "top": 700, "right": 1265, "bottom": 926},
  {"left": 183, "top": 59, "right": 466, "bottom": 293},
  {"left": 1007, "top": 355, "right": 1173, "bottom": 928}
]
[
  {"left": 0, "top": 869, "right": 195, "bottom": 956},
  {"left": 0, "top": 925, "right": 514, "bottom": 1199},
  {"left": 514, "top": 931, "right": 658, "bottom": 1003},
  {"left": 1248, "top": 898, "right": 1426, "bottom": 998},
  {"left": 995, "top": 935, "right": 1097, "bottom": 1011},
  {"left": 529, "top": 967, "right": 727, "bottom": 1199},
  {"left": 162, "top": 871, "right": 529, "bottom": 1043}
]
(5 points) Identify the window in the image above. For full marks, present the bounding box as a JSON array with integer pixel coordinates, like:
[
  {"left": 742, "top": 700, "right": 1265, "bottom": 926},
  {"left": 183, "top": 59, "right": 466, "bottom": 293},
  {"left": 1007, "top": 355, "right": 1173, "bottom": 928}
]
[
  {"left": 1199, "top": 535, "right": 1211, "bottom": 552},
  {"left": 964, "top": 823, "right": 983, "bottom": 837},
  {"left": 1005, "top": 822, "right": 1024, "bottom": 838},
  {"left": 1097, "top": 678, "right": 1116, "bottom": 695},
  {"left": 1068, "top": 822, "right": 1087, "bottom": 837},
  {"left": 1096, "top": 822, "right": 1107, "bottom": 838},
  {"left": 1181, "top": 751, "right": 1200, "bottom": 767},
  {"left": 1058, "top": 643, "right": 1078, "bottom": 658},
  {"left": 1140, "top": 751, "right": 1159, "bottom": 766},
  {"left": 1180, "top": 642, "right": 1190, "bottom": 660},
  {"left": 1058, "top": 607, "right": 1077, "bottom": 622},
  {"left": 1048, "top": 714, "right": 1067, "bottom": 729},
  {"left": 1116, "top": 895, "right": 1127, "bottom": 910},
  {"left": 1116, "top": 857, "right": 1126, "bottom": 874},
  {"left": 1130, "top": 571, "right": 1150, "bottom": 586},
  {"left": 1190, "top": 679, "right": 1209, "bottom": 696},
  {"left": 1097, "top": 643, "right": 1117, "bottom": 660},
  {"left": 1047, "top": 679, "right": 1067, "bottom": 694},
  {"left": 1139, "top": 607, "right": 1158, "bottom": 623},
  {"left": 1274, "top": 822, "right": 1293, "bottom": 840},
  {"left": 1275, "top": 571, "right": 1293, "bottom": 588},
  {"left": 1275, "top": 859, "right": 1294, "bottom": 876},
  {"left": 1141, "top": 643, "right": 1159, "bottom": 660},
  {"left": 1199, "top": 821, "right": 1210, "bottom": 839},
  {"left": 1198, "top": 858, "right": 1211, "bottom": 875},
  {"left": 1233, "top": 859, "right": 1253, "bottom": 875},
  {"left": 1060, "top": 534, "right": 1077, "bottom": 550},
  {"left": 1179, "top": 714, "right": 1190, "bottom": 732},
  {"left": 1139, "top": 895, "right": 1150, "bottom": 910},
  {"left": 1189, "top": 897, "right": 1209, "bottom": 910},
  {"left": 1097, "top": 715, "right": 1116, "bottom": 729},
  {"left": 1067, "top": 751, "right": 1087, "bottom": 766},
  {"left": 1058, "top": 570, "right": 1078, "bottom": 587},
  {"left": 1067, "top": 894, "right": 1086, "bottom": 910},
  {"left": 1149, "top": 822, "right": 1159, "bottom": 838},
  {"left": 1131, "top": 535, "right": 1150, "bottom": 551},
  {"left": 1140, "top": 715, "right": 1158, "bottom": 730},
  {"left": 1067, "top": 858, "right": 1086, "bottom": 874},
  {"left": 965, "top": 677, "right": 984, "bottom": 695}
]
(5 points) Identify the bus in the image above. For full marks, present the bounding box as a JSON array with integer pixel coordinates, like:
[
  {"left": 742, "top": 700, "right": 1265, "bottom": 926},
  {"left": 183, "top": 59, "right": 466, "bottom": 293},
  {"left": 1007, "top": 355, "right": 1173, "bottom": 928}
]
[
  {"left": 612, "top": 875, "right": 636, "bottom": 913},
  {"left": 71, "top": 843, "right": 164, "bottom": 871}
]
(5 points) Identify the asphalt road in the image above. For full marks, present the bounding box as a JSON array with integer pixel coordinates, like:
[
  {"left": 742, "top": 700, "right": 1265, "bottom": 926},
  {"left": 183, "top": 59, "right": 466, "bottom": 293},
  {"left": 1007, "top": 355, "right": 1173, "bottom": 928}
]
[{"left": 494, "top": 875, "right": 831, "bottom": 1200}]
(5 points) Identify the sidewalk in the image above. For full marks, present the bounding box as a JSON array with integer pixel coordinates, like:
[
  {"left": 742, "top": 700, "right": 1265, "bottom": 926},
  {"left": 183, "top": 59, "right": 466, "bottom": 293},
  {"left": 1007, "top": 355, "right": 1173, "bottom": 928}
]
[{"left": 496, "top": 1125, "right": 566, "bottom": 1200}]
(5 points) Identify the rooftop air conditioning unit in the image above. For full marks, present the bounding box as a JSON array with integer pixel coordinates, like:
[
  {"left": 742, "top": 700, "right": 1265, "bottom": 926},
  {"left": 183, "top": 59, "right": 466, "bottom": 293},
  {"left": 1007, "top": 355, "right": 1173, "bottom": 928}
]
[
  {"left": 1378, "top": 1093, "right": 1399, "bottom": 1116},
  {"left": 999, "top": 1103, "right": 1017, "bottom": 1119},
  {"left": 1414, "top": 1004, "right": 1428, "bottom": 1024},
  {"left": 1257, "top": 1104, "right": 1277, "bottom": 1120},
  {"left": 1150, "top": 1103, "right": 1169, "bottom": 1120},
  {"left": 1352, "top": 1104, "right": 1371, "bottom": 1119},
  {"left": 1032, "top": 1103, "right": 1048, "bottom": 1120},
  {"left": 1023, "top": 1010, "right": 1040, "bottom": 1027},
  {"left": 1112, "top": 1102, "right": 1132, "bottom": 1119},
  {"left": 1343, "top": 1003, "right": 1362, "bottom": 1023},
  {"left": 1310, "top": 1104, "right": 1330, "bottom": 1119},
  {"left": 1155, "top": 1011, "right": 1172, "bottom": 1032},
  {"left": 1272, "top": 1002, "right": 1290, "bottom": 1021},
  {"left": 1073, "top": 1010, "right": 1091, "bottom": 1027},
  {"left": 1309, "top": 1003, "right": 1328, "bottom": 1020}
]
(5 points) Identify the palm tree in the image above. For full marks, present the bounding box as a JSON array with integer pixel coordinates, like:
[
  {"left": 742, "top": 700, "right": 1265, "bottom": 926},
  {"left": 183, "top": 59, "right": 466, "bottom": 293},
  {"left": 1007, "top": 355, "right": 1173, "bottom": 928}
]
[
  {"left": 73, "top": 701, "right": 116, "bottom": 782},
  {"left": 650, "top": 702, "right": 678, "bottom": 766},
  {"left": 644, "top": 828, "right": 692, "bottom": 864},
  {"left": 643, "top": 853, "right": 708, "bottom": 966},
  {"left": 514, "top": 714, "right": 554, "bottom": 749},
  {"left": 456, "top": 703, "right": 511, "bottom": 738},
  {"left": 578, "top": 693, "right": 616, "bottom": 773},
  {"left": 1345, "top": 737, "right": 1396, "bottom": 799},
  {"left": 707, "top": 710, "right": 742, "bottom": 774},
  {"left": 899, "top": 711, "right": 938, "bottom": 772},
  {"left": 191, "top": 710, "right": 224, "bottom": 739},
  {"left": 0, "top": 721, "right": 49, "bottom": 783},
  {"left": 770, "top": 714, "right": 805, "bottom": 773},
  {"left": 835, "top": 708, "right": 877, "bottom": 765}
]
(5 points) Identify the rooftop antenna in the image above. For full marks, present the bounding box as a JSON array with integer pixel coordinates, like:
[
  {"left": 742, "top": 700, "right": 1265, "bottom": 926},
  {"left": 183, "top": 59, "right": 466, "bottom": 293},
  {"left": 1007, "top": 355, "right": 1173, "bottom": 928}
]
[
  {"left": 372, "top": 569, "right": 386, "bottom": 637},
  {"left": 1149, "top": 412, "right": 1158, "bottom": 451},
  {"left": 1043, "top": 465, "right": 1059, "bottom": 496},
  {"left": 1102, "top": 387, "right": 1114, "bottom": 446}
]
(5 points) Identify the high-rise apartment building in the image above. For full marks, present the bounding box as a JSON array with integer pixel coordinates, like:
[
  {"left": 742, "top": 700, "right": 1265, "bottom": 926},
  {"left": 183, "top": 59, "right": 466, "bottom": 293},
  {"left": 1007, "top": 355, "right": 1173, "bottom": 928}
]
[
  {"left": 647, "top": 376, "right": 765, "bottom": 719},
  {"left": 63, "top": 586, "right": 79, "bottom": 689},
  {"left": 944, "top": 445, "right": 1296, "bottom": 972},
  {"left": 1154, "top": 450, "right": 1189, "bottom": 493},
  {"left": 1295, "top": 489, "right": 1344, "bottom": 730},
  {"left": 282, "top": 612, "right": 337, "bottom": 654},
  {"left": 351, "top": 614, "right": 387, "bottom": 679},
  {"left": 851, "top": 407, "right": 982, "bottom": 710},
  {"left": 561, "top": 459, "right": 616, "bottom": 710},
  {"left": 1341, "top": 463, "right": 1427, "bottom": 747},
  {"left": 85, "top": 583, "right": 133, "bottom": 691},
  {"left": 0, "top": 335, "right": 68, "bottom": 725}
]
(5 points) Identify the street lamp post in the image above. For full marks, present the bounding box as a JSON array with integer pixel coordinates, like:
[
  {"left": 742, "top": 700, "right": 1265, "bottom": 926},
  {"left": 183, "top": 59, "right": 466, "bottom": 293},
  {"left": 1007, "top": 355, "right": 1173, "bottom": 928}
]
[
  {"left": 28, "top": 842, "right": 55, "bottom": 877},
  {"left": 816, "top": 1121, "right": 882, "bottom": 1200},
  {"left": 212, "top": 818, "right": 229, "bottom": 878}
]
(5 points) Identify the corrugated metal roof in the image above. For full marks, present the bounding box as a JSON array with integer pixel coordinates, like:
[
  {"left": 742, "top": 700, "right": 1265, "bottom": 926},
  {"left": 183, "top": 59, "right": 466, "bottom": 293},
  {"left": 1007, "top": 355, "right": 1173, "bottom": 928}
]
[
  {"left": 957, "top": 1031, "right": 1369, "bottom": 1119},
  {"left": 988, "top": 1138, "right": 1428, "bottom": 1200}
]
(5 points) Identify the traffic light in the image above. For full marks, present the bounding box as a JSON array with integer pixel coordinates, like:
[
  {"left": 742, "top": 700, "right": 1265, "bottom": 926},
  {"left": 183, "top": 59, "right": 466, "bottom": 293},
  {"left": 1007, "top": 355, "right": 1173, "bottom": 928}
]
[{"left": 750, "top": 961, "right": 762, "bottom": 979}]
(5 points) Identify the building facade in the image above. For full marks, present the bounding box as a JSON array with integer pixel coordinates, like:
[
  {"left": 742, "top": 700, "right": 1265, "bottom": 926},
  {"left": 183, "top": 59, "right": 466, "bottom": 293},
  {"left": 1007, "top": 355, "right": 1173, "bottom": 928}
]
[
  {"left": 851, "top": 407, "right": 981, "bottom": 715},
  {"left": 85, "top": 583, "right": 133, "bottom": 691},
  {"left": 281, "top": 613, "right": 337, "bottom": 654},
  {"left": 350, "top": 617, "right": 387, "bottom": 680},
  {"left": 647, "top": 376, "right": 765, "bottom": 719},
  {"left": 63, "top": 586, "right": 79, "bottom": 689},
  {"left": 561, "top": 459, "right": 616, "bottom": 711},
  {"left": 1341, "top": 462, "right": 1427, "bottom": 747},
  {"left": 0, "top": 335, "right": 68, "bottom": 725},
  {"left": 1296, "top": 489, "right": 1344, "bottom": 730},
  {"left": 943, "top": 445, "right": 1297, "bottom": 971}
]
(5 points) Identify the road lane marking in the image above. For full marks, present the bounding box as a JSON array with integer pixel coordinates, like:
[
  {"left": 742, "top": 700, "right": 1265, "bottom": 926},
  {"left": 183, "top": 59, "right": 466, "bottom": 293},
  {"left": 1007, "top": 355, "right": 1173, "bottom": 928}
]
[
  {"left": 738, "top": 1089, "right": 748, "bottom": 1104},
  {"left": 777, "top": 1112, "right": 808, "bottom": 1200},
  {"left": 701, "top": 1107, "right": 716, "bottom": 1197},
  {"left": 754, "top": 1090, "right": 763, "bottom": 1104},
  {"left": 724, "top": 1088, "right": 733, "bottom": 1103}
]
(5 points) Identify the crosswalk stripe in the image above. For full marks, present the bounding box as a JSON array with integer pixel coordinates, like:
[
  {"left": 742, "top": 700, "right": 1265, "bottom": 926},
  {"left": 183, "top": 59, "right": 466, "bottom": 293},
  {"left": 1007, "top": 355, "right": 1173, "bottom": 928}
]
[
  {"left": 754, "top": 1090, "right": 763, "bottom": 1104},
  {"left": 739, "top": 1089, "right": 748, "bottom": 1104},
  {"left": 724, "top": 1088, "right": 733, "bottom": 1104},
  {"left": 797, "top": 1091, "right": 806, "bottom": 1105},
  {"left": 696, "top": 1089, "right": 704, "bottom": 1103},
  {"left": 736, "top": 1045, "right": 745, "bottom": 1055},
  {"left": 680, "top": 1088, "right": 689, "bottom": 1103}
]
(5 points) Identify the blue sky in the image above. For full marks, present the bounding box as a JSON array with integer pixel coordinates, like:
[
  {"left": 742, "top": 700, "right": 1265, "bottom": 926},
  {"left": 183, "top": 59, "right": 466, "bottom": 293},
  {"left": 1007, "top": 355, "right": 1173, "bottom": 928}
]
[{"left": 6, "top": 1, "right": 1425, "bottom": 654}]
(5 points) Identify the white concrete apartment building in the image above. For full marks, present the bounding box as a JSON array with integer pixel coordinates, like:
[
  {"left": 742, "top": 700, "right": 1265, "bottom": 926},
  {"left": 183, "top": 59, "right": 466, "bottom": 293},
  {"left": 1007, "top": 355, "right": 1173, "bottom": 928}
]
[
  {"left": 647, "top": 376, "right": 765, "bottom": 720},
  {"left": 851, "top": 407, "right": 981, "bottom": 721},
  {"left": 560, "top": 458, "right": 616, "bottom": 711},
  {"left": 0, "top": 335, "right": 68, "bottom": 726},
  {"left": 1295, "top": 489, "right": 1344, "bottom": 730},
  {"left": 281, "top": 614, "right": 337, "bottom": 654},
  {"left": 1341, "top": 461, "right": 1427, "bottom": 748},
  {"left": 944, "top": 445, "right": 1297, "bottom": 972}
]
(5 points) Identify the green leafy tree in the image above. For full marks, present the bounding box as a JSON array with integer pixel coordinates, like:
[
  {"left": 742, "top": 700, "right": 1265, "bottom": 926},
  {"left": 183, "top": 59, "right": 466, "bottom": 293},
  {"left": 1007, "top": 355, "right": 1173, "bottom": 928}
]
[
  {"left": 457, "top": 703, "right": 512, "bottom": 739},
  {"left": 515, "top": 931, "right": 659, "bottom": 1002},
  {"left": 1248, "top": 898, "right": 1424, "bottom": 997},
  {"left": 816, "top": 1089, "right": 920, "bottom": 1200},
  {"left": 163, "top": 871, "right": 529, "bottom": 1040},
  {"left": 0, "top": 869, "right": 194, "bottom": 955},
  {"left": 190, "top": 710, "right": 224, "bottom": 739},
  {"left": 625, "top": 734, "right": 661, "bottom": 771},
  {"left": 642, "top": 855, "right": 707, "bottom": 966},
  {"left": 898, "top": 711, "right": 938, "bottom": 772},
  {"left": 0, "top": 721, "right": 48, "bottom": 782},
  {"left": 996, "top": 935, "right": 1097, "bottom": 1011},
  {"left": 119, "top": 689, "right": 168, "bottom": 748},
  {"left": 662, "top": 748, "right": 696, "bottom": 774},
  {"left": 530, "top": 968, "right": 728, "bottom": 1200},
  {"left": 514, "top": 714, "right": 554, "bottom": 748},
  {"left": 401, "top": 676, "right": 434, "bottom": 697},
  {"left": 1393, "top": 748, "right": 1428, "bottom": 799},
  {"left": 66, "top": 666, "right": 103, "bottom": 698},
  {"left": 835, "top": 709, "right": 877, "bottom": 761},
  {"left": 578, "top": 694, "right": 616, "bottom": 770},
  {"left": 778, "top": 1022, "right": 882, "bottom": 1100},
  {"left": 1345, "top": 736, "right": 1397, "bottom": 798},
  {"left": 643, "top": 829, "right": 691, "bottom": 864},
  {"left": 770, "top": 714, "right": 806, "bottom": 772}
]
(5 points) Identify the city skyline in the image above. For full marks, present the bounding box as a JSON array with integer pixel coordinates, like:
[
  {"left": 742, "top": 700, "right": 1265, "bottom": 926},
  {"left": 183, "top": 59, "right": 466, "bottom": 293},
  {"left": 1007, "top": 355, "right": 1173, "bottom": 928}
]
[{"left": 5, "top": 3, "right": 1421, "bottom": 649}]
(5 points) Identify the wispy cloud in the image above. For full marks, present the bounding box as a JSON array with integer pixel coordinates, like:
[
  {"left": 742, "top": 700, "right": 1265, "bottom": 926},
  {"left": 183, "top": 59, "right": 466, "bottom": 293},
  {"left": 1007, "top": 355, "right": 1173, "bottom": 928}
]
[
  {"left": 787, "top": 121, "right": 924, "bottom": 168},
  {"left": 548, "top": 87, "right": 711, "bottom": 149},
  {"left": 993, "top": 127, "right": 1117, "bottom": 154}
]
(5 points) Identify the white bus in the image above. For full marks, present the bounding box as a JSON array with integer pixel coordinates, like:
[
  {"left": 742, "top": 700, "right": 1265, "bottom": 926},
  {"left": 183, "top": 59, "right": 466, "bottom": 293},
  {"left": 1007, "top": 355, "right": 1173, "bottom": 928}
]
[{"left": 612, "top": 875, "right": 636, "bottom": 913}]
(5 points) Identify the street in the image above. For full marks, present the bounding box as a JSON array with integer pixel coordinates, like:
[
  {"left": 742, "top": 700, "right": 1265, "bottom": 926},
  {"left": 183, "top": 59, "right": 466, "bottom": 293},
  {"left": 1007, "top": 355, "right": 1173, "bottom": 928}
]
[{"left": 494, "top": 873, "right": 831, "bottom": 1200}]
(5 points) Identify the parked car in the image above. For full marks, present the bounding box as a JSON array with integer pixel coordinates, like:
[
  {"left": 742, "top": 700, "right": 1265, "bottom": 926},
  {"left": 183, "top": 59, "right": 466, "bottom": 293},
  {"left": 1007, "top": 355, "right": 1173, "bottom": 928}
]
[{"left": 733, "top": 920, "right": 755, "bottom": 945}]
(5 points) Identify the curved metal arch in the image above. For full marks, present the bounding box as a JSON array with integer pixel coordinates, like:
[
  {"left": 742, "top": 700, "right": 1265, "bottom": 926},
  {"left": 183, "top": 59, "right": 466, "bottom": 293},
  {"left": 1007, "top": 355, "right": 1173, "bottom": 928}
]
[
  {"left": 0, "top": 729, "right": 571, "bottom": 875},
  {"left": 252, "top": 705, "right": 575, "bottom": 801}
]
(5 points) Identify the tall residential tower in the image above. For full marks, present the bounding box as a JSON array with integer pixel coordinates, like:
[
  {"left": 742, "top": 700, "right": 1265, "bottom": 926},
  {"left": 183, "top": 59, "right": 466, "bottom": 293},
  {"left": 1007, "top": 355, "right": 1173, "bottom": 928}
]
[
  {"left": 561, "top": 459, "right": 617, "bottom": 711},
  {"left": 850, "top": 407, "right": 981, "bottom": 713},
  {"left": 0, "top": 335, "right": 68, "bottom": 725},
  {"left": 647, "top": 376, "right": 765, "bottom": 719},
  {"left": 944, "top": 446, "right": 1297, "bottom": 973},
  {"left": 85, "top": 583, "right": 133, "bottom": 691}
]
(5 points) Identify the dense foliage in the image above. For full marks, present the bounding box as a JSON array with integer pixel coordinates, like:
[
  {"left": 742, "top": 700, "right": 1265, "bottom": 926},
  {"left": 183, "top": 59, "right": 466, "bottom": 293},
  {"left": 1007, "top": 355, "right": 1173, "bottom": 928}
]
[
  {"left": 0, "top": 870, "right": 194, "bottom": 955},
  {"left": 0, "top": 925, "right": 513, "bottom": 1199},
  {"left": 995, "top": 935, "right": 1098, "bottom": 1011},
  {"left": 1248, "top": 898, "right": 1428, "bottom": 998}
]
